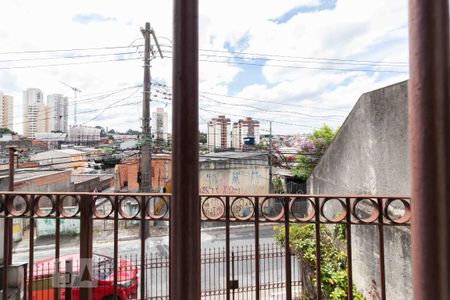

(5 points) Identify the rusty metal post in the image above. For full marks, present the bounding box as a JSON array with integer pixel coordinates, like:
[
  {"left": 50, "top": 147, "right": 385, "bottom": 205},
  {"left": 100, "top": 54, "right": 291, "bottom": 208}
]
[
  {"left": 409, "top": 0, "right": 450, "bottom": 299},
  {"left": 2, "top": 146, "right": 15, "bottom": 300},
  {"left": 79, "top": 195, "right": 93, "bottom": 300},
  {"left": 170, "top": 0, "right": 200, "bottom": 299},
  {"left": 284, "top": 197, "right": 292, "bottom": 300}
]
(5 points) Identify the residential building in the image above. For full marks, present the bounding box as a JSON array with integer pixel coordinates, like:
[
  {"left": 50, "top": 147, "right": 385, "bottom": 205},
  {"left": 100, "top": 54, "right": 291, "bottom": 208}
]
[
  {"left": 23, "top": 88, "right": 47, "bottom": 137},
  {"left": 0, "top": 91, "right": 13, "bottom": 130},
  {"left": 30, "top": 149, "right": 87, "bottom": 169},
  {"left": 68, "top": 125, "right": 101, "bottom": 145},
  {"left": 47, "top": 94, "right": 68, "bottom": 133},
  {"left": 152, "top": 107, "right": 168, "bottom": 141},
  {"left": 231, "top": 117, "right": 260, "bottom": 149},
  {"left": 207, "top": 115, "right": 231, "bottom": 151}
]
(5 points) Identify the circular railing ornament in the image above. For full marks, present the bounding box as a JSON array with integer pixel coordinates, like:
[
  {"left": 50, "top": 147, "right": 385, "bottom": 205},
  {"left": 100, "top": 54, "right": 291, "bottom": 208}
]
[
  {"left": 384, "top": 198, "right": 411, "bottom": 224},
  {"left": 351, "top": 198, "right": 380, "bottom": 224},
  {"left": 320, "top": 198, "right": 347, "bottom": 223},
  {"left": 201, "top": 197, "right": 225, "bottom": 221},
  {"left": 146, "top": 196, "right": 169, "bottom": 220},
  {"left": 6, "top": 195, "right": 30, "bottom": 217},
  {"left": 33, "top": 195, "right": 56, "bottom": 217},
  {"left": 260, "top": 197, "right": 285, "bottom": 222},
  {"left": 118, "top": 196, "right": 140, "bottom": 219},
  {"left": 58, "top": 195, "right": 80, "bottom": 217},
  {"left": 290, "top": 197, "right": 316, "bottom": 222},
  {"left": 92, "top": 196, "right": 114, "bottom": 218},
  {"left": 230, "top": 197, "right": 254, "bottom": 221}
]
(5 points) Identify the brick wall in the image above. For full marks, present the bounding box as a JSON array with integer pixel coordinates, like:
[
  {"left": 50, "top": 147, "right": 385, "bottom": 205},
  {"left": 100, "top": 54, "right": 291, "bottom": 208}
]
[{"left": 115, "top": 155, "right": 172, "bottom": 192}]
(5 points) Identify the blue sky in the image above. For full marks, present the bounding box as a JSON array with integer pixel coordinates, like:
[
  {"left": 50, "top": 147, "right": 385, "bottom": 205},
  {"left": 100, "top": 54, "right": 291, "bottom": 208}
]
[{"left": 0, "top": 0, "right": 409, "bottom": 134}]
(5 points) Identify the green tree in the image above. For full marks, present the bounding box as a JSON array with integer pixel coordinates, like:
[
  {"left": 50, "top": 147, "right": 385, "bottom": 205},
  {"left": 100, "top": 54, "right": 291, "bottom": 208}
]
[
  {"left": 0, "top": 128, "right": 15, "bottom": 135},
  {"left": 291, "top": 125, "right": 337, "bottom": 182},
  {"left": 95, "top": 126, "right": 107, "bottom": 137},
  {"left": 199, "top": 132, "right": 207, "bottom": 144},
  {"left": 126, "top": 129, "right": 140, "bottom": 135}
]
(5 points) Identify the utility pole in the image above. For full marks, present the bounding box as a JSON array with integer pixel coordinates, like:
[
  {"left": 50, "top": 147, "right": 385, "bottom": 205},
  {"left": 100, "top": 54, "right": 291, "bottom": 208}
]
[
  {"left": 140, "top": 22, "right": 152, "bottom": 194},
  {"left": 269, "top": 121, "right": 273, "bottom": 193},
  {"left": 139, "top": 22, "right": 163, "bottom": 193}
]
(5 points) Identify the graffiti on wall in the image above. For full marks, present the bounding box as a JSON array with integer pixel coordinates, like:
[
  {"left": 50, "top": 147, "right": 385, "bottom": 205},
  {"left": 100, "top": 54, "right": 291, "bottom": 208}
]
[{"left": 200, "top": 166, "right": 269, "bottom": 195}]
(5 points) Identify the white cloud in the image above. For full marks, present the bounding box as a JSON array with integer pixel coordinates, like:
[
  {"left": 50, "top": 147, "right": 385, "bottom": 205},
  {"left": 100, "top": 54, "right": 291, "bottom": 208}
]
[{"left": 0, "top": 0, "right": 409, "bottom": 135}]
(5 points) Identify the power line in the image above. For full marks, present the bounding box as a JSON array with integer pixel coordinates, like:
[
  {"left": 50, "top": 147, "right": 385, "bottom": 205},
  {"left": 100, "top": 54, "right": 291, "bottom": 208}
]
[
  {"left": 149, "top": 89, "right": 324, "bottom": 130},
  {"left": 152, "top": 81, "right": 349, "bottom": 114},
  {"left": 0, "top": 57, "right": 141, "bottom": 70},
  {"left": 199, "top": 90, "right": 349, "bottom": 113},
  {"left": 195, "top": 48, "right": 408, "bottom": 66},
  {"left": 0, "top": 51, "right": 140, "bottom": 63},
  {"left": 165, "top": 55, "right": 408, "bottom": 74},
  {"left": 0, "top": 45, "right": 143, "bottom": 55},
  {"left": 11, "top": 94, "right": 142, "bottom": 127},
  {"left": 163, "top": 49, "right": 408, "bottom": 69},
  {"left": 152, "top": 82, "right": 348, "bottom": 121},
  {"left": 198, "top": 94, "right": 345, "bottom": 120},
  {"left": 10, "top": 85, "right": 142, "bottom": 121},
  {"left": 158, "top": 43, "right": 408, "bottom": 66}
]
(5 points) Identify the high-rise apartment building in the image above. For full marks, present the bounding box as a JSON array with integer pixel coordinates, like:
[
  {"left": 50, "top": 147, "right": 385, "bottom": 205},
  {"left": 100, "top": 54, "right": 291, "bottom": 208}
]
[
  {"left": 23, "top": 88, "right": 47, "bottom": 137},
  {"left": 152, "top": 107, "right": 168, "bottom": 141},
  {"left": 232, "top": 117, "right": 260, "bottom": 149},
  {"left": 47, "top": 94, "right": 68, "bottom": 133},
  {"left": 0, "top": 91, "right": 13, "bottom": 131},
  {"left": 207, "top": 115, "right": 232, "bottom": 151}
]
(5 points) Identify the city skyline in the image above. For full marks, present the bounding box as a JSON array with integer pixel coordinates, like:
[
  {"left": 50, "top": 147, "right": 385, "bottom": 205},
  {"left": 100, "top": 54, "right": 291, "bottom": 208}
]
[{"left": 0, "top": 0, "right": 408, "bottom": 136}]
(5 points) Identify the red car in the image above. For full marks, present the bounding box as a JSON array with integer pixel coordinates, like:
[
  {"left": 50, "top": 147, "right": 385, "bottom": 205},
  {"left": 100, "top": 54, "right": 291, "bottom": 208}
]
[{"left": 31, "top": 253, "right": 138, "bottom": 300}]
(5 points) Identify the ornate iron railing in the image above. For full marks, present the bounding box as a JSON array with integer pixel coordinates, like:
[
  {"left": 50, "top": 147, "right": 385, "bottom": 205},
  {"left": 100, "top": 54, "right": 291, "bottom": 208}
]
[{"left": 0, "top": 192, "right": 410, "bottom": 300}]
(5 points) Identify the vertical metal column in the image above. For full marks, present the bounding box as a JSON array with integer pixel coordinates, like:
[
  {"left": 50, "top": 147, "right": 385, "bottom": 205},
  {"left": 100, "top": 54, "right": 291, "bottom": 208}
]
[
  {"left": 2, "top": 146, "right": 15, "bottom": 300},
  {"left": 409, "top": 1, "right": 450, "bottom": 299},
  {"left": 79, "top": 195, "right": 93, "bottom": 300},
  {"left": 284, "top": 197, "right": 292, "bottom": 300},
  {"left": 170, "top": 0, "right": 200, "bottom": 299}
]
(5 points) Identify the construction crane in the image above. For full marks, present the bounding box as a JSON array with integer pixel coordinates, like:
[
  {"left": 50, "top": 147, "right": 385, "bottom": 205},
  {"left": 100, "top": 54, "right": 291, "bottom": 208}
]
[{"left": 59, "top": 81, "right": 81, "bottom": 126}]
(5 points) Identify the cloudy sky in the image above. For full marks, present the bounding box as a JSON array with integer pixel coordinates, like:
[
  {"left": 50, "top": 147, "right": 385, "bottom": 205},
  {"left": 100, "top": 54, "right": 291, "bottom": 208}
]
[{"left": 0, "top": 0, "right": 409, "bottom": 135}]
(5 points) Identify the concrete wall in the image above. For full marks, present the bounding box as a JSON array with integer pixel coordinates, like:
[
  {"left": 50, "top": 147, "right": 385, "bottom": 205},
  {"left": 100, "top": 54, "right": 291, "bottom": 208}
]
[
  {"left": 14, "top": 171, "right": 73, "bottom": 192},
  {"left": 72, "top": 174, "right": 100, "bottom": 192},
  {"left": 307, "top": 81, "right": 411, "bottom": 300},
  {"left": 199, "top": 159, "right": 269, "bottom": 194}
]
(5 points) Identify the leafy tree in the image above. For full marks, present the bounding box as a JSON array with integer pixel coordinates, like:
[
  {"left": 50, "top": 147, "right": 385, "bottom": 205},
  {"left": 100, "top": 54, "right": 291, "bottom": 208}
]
[
  {"left": 199, "top": 132, "right": 207, "bottom": 144},
  {"left": 126, "top": 129, "right": 140, "bottom": 135},
  {"left": 0, "top": 128, "right": 15, "bottom": 135},
  {"left": 95, "top": 126, "right": 107, "bottom": 137},
  {"left": 291, "top": 125, "right": 337, "bottom": 182}
]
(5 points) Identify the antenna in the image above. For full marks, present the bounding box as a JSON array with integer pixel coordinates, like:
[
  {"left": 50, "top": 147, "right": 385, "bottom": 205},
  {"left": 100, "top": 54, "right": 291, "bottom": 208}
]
[{"left": 59, "top": 81, "right": 81, "bottom": 126}]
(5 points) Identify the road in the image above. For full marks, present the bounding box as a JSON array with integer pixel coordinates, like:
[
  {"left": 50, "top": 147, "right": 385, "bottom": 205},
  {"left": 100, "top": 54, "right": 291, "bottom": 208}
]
[
  {"left": 13, "top": 224, "right": 301, "bottom": 299},
  {"left": 13, "top": 224, "right": 279, "bottom": 262}
]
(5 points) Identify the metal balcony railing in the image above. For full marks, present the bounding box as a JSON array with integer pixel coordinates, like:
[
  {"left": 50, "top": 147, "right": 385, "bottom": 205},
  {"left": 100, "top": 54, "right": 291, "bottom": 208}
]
[{"left": 0, "top": 192, "right": 410, "bottom": 300}]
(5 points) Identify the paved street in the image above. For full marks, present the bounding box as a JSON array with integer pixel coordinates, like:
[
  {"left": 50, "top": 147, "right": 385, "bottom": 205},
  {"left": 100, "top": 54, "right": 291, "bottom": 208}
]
[
  {"left": 12, "top": 224, "right": 278, "bottom": 263},
  {"left": 12, "top": 224, "right": 301, "bottom": 299}
]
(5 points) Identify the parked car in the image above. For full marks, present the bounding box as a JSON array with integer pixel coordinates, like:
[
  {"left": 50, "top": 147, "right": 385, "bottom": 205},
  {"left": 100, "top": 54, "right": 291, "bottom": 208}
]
[{"left": 31, "top": 253, "right": 138, "bottom": 300}]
